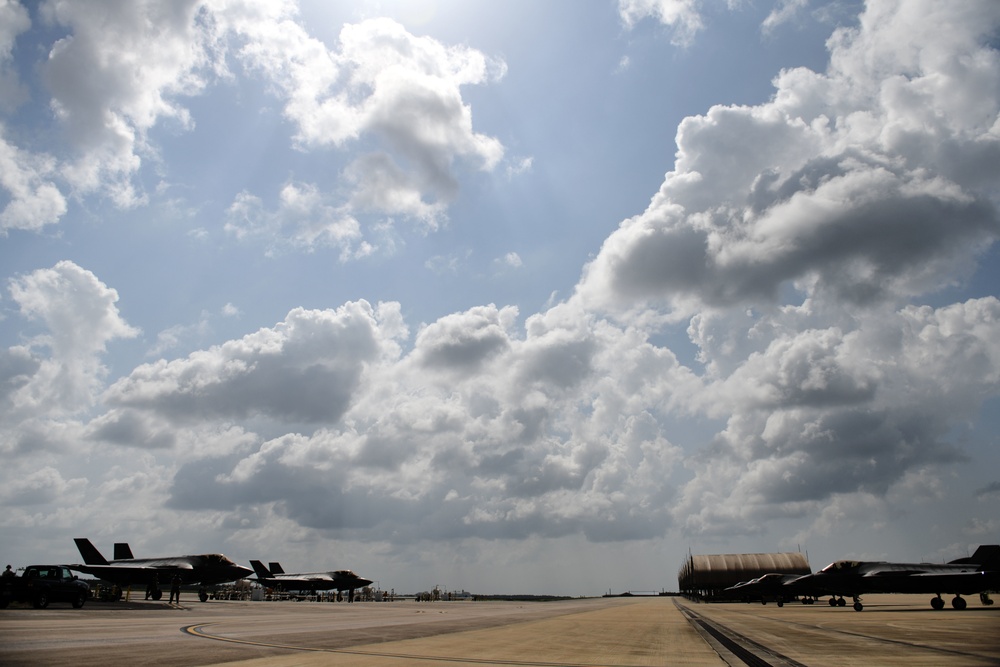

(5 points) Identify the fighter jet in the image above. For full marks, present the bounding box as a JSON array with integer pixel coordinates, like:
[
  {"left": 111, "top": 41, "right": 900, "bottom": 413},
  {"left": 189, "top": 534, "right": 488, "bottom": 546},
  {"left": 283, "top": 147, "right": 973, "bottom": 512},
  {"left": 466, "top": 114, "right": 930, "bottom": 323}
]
[
  {"left": 69, "top": 538, "right": 253, "bottom": 602},
  {"left": 791, "top": 544, "right": 1000, "bottom": 611},
  {"left": 249, "top": 560, "right": 373, "bottom": 602},
  {"left": 725, "top": 573, "right": 825, "bottom": 606}
]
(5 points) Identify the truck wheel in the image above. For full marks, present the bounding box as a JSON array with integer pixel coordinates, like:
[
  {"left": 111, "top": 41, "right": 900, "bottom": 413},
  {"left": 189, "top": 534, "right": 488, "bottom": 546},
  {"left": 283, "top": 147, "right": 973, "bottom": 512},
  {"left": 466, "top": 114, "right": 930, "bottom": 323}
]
[
  {"left": 33, "top": 593, "right": 50, "bottom": 609},
  {"left": 72, "top": 593, "right": 86, "bottom": 609}
]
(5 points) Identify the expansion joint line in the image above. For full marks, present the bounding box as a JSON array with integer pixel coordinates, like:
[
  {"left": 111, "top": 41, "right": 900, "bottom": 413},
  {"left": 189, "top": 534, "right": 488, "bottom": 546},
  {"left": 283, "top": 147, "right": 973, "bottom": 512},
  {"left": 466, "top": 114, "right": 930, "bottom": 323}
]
[{"left": 674, "top": 600, "right": 808, "bottom": 667}]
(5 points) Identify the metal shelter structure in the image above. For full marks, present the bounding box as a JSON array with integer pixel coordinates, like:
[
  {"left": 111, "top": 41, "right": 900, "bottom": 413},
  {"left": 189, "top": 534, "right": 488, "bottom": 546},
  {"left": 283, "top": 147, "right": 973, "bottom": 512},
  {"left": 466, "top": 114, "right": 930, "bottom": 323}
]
[{"left": 677, "top": 552, "right": 811, "bottom": 600}]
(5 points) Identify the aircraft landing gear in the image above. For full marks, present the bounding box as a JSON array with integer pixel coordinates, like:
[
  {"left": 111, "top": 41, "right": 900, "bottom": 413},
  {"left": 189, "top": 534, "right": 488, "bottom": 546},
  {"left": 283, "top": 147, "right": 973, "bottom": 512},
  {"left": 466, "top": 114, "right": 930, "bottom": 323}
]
[
  {"left": 837, "top": 596, "right": 847, "bottom": 607},
  {"left": 853, "top": 596, "right": 864, "bottom": 612},
  {"left": 930, "top": 595, "right": 945, "bottom": 610},
  {"left": 199, "top": 588, "right": 208, "bottom": 603},
  {"left": 952, "top": 596, "right": 967, "bottom": 610},
  {"left": 980, "top": 592, "right": 994, "bottom": 606}
]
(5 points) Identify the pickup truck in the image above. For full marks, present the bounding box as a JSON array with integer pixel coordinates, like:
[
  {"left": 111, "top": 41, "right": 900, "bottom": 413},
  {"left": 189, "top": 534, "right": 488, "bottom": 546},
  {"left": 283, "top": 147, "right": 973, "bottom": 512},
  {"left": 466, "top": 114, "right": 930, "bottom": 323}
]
[{"left": 0, "top": 565, "right": 90, "bottom": 609}]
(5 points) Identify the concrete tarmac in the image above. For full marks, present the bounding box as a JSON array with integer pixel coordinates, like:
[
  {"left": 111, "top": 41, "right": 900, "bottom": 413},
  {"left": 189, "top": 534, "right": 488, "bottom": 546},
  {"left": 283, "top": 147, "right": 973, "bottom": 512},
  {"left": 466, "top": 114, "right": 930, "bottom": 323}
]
[{"left": 1, "top": 593, "right": 998, "bottom": 666}]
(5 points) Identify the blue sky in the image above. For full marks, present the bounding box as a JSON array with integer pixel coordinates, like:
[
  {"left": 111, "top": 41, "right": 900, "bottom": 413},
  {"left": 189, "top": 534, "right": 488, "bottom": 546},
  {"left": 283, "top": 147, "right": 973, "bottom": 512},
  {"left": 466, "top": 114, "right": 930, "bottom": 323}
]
[{"left": 1, "top": 0, "right": 999, "bottom": 596}]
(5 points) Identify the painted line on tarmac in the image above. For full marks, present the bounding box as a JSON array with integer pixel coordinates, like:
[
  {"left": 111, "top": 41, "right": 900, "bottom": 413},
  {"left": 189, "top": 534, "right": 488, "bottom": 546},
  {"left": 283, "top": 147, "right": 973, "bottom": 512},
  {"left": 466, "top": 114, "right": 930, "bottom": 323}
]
[{"left": 183, "top": 623, "right": 643, "bottom": 667}]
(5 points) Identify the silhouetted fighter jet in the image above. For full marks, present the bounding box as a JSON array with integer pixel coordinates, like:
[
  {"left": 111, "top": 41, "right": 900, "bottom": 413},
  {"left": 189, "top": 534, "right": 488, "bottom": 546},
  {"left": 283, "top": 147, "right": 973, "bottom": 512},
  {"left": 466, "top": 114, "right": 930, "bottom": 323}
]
[
  {"left": 725, "top": 572, "right": 826, "bottom": 606},
  {"left": 790, "top": 545, "right": 1000, "bottom": 611},
  {"left": 249, "top": 560, "right": 373, "bottom": 602},
  {"left": 69, "top": 538, "right": 252, "bottom": 602}
]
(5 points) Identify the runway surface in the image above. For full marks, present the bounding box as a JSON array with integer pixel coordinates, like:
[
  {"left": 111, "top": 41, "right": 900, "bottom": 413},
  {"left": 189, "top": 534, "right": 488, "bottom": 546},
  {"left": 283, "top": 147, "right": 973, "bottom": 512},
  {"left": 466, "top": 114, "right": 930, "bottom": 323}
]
[{"left": 1, "top": 594, "right": 998, "bottom": 666}]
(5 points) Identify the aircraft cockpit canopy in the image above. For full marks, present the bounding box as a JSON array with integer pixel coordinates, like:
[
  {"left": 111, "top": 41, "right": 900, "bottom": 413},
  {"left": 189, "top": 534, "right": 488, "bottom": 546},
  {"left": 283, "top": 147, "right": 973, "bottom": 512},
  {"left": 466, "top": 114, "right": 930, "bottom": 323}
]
[
  {"left": 203, "top": 553, "right": 237, "bottom": 565},
  {"left": 820, "top": 560, "right": 862, "bottom": 573}
]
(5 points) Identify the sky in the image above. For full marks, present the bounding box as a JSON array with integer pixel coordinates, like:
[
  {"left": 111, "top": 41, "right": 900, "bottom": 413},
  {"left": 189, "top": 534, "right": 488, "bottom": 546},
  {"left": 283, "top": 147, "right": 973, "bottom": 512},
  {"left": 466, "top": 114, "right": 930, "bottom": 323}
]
[{"left": 1, "top": 0, "right": 999, "bottom": 597}]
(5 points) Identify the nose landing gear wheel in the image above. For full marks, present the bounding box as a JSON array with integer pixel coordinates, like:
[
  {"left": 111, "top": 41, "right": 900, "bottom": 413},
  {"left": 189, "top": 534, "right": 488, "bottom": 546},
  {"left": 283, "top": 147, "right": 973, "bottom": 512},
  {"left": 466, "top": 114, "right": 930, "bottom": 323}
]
[{"left": 930, "top": 596, "right": 945, "bottom": 610}]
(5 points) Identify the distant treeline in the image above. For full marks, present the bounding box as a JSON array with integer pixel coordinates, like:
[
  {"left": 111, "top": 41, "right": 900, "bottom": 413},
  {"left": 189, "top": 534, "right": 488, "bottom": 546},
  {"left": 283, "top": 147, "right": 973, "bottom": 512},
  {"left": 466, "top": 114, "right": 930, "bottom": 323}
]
[{"left": 472, "top": 594, "right": 577, "bottom": 601}]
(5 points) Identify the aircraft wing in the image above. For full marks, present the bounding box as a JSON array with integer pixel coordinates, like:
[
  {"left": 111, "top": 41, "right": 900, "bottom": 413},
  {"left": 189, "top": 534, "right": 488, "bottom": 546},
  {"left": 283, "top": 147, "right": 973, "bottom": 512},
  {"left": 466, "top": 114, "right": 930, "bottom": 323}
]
[
  {"left": 863, "top": 570, "right": 999, "bottom": 595},
  {"left": 68, "top": 562, "right": 194, "bottom": 585}
]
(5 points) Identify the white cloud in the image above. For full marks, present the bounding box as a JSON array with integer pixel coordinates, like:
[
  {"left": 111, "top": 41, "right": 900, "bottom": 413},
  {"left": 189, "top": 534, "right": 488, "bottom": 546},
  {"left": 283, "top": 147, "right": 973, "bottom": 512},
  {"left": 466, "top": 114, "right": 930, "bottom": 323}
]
[
  {"left": 40, "top": 0, "right": 224, "bottom": 206},
  {"left": 6, "top": 261, "right": 138, "bottom": 418},
  {"left": 618, "top": 0, "right": 703, "bottom": 46},
  {"left": 104, "top": 301, "right": 402, "bottom": 425},
  {"left": 222, "top": 10, "right": 505, "bottom": 233},
  {"left": 0, "top": 0, "right": 30, "bottom": 112},
  {"left": 0, "top": 466, "right": 87, "bottom": 506},
  {"left": 3, "top": 0, "right": 1000, "bottom": 580},
  {"left": 497, "top": 252, "right": 523, "bottom": 269},
  {"left": 7, "top": 1, "right": 502, "bottom": 245},
  {"left": 762, "top": 0, "right": 810, "bottom": 33},
  {"left": 0, "top": 124, "right": 67, "bottom": 233},
  {"left": 225, "top": 182, "right": 366, "bottom": 257},
  {"left": 582, "top": 0, "right": 1000, "bottom": 318},
  {"left": 505, "top": 156, "right": 533, "bottom": 180}
]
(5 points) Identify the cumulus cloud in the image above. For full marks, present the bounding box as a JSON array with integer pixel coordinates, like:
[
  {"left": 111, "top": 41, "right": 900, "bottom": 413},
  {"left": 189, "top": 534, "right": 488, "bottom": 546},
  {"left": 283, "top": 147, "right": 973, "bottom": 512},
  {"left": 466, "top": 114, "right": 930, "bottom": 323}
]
[
  {"left": 40, "top": 0, "right": 223, "bottom": 206},
  {"left": 224, "top": 183, "right": 368, "bottom": 257},
  {"left": 584, "top": 0, "right": 1000, "bottom": 318},
  {"left": 0, "top": 125, "right": 67, "bottom": 233},
  {"left": 91, "top": 299, "right": 692, "bottom": 542},
  {"left": 5, "top": 261, "right": 138, "bottom": 418},
  {"left": 221, "top": 9, "right": 505, "bottom": 236},
  {"left": 0, "top": 466, "right": 86, "bottom": 506},
  {"left": 104, "top": 301, "right": 404, "bottom": 426},
  {"left": 584, "top": 0, "right": 1000, "bottom": 536},
  {"left": 9, "top": 1, "right": 502, "bottom": 251},
  {"left": 3, "top": 0, "right": 1000, "bottom": 562}
]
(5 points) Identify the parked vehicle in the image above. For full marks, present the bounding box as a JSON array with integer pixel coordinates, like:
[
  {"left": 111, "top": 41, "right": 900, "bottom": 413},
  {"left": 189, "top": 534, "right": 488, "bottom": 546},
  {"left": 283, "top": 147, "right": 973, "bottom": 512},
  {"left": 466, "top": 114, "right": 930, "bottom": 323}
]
[{"left": 0, "top": 565, "right": 90, "bottom": 609}]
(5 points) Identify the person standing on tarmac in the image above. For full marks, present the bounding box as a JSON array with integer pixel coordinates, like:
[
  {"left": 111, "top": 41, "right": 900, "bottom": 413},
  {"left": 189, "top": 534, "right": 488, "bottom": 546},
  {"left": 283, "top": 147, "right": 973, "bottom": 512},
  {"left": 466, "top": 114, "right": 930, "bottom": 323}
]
[
  {"left": 2, "top": 564, "right": 14, "bottom": 578},
  {"left": 169, "top": 574, "right": 182, "bottom": 604}
]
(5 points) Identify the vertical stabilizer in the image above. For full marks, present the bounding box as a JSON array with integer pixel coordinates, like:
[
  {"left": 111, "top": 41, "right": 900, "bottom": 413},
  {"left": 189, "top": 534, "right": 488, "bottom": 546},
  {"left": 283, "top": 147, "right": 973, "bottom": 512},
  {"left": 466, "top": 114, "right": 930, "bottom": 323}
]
[
  {"left": 114, "top": 543, "right": 135, "bottom": 560},
  {"left": 269, "top": 562, "right": 285, "bottom": 575},
  {"left": 970, "top": 545, "right": 1000, "bottom": 570},
  {"left": 74, "top": 538, "right": 109, "bottom": 566},
  {"left": 250, "top": 560, "right": 273, "bottom": 579}
]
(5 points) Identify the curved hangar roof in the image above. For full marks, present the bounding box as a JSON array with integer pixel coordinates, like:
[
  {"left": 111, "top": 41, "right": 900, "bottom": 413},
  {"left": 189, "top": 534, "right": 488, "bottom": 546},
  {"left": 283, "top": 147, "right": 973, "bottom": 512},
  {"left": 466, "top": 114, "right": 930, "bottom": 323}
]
[{"left": 679, "top": 552, "right": 811, "bottom": 590}]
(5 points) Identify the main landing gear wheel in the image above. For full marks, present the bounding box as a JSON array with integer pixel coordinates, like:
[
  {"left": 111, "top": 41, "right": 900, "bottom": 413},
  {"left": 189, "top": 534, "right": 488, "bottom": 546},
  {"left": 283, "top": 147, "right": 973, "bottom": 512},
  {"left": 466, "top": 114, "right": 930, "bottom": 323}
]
[
  {"left": 829, "top": 597, "right": 837, "bottom": 606},
  {"left": 853, "top": 597, "right": 864, "bottom": 611},
  {"left": 952, "top": 596, "right": 967, "bottom": 610},
  {"left": 837, "top": 597, "right": 847, "bottom": 607},
  {"left": 199, "top": 588, "right": 209, "bottom": 603},
  {"left": 930, "top": 596, "right": 945, "bottom": 610}
]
